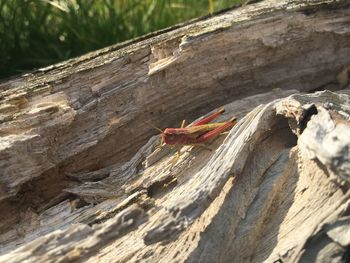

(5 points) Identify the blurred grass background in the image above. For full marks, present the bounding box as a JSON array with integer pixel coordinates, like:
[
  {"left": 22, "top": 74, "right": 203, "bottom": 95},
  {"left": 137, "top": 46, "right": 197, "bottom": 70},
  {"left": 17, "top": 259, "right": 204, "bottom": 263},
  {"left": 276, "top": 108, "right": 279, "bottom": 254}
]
[{"left": 0, "top": 0, "right": 244, "bottom": 79}]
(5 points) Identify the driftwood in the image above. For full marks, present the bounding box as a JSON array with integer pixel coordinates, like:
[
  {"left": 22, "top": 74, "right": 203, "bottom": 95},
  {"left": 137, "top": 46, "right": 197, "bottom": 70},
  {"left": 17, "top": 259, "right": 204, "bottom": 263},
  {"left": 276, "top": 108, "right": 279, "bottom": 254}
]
[{"left": 0, "top": 0, "right": 350, "bottom": 262}]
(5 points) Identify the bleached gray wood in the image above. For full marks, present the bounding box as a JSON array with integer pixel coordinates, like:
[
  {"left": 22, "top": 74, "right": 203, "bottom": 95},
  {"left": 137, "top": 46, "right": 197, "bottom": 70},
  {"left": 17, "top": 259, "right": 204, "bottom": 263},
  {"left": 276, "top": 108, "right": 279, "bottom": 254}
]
[
  {"left": 1, "top": 89, "right": 349, "bottom": 262},
  {"left": 0, "top": 0, "right": 350, "bottom": 262},
  {"left": 0, "top": 204, "right": 145, "bottom": 263}
]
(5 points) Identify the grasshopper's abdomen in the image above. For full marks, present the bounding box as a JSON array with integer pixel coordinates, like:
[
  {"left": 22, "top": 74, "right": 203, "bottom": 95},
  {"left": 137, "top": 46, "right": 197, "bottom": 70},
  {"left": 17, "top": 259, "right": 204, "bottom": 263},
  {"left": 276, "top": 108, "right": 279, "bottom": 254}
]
[{"left": 162, "top": 129, "right": 200, "bottom": 145}]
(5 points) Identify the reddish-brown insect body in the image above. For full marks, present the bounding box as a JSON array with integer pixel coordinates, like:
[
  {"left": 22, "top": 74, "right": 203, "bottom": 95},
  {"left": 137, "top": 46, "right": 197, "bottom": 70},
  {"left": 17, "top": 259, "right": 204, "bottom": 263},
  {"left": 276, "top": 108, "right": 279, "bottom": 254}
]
[{"left": 161, "top": 108, "right": 236, "bottom": 145}]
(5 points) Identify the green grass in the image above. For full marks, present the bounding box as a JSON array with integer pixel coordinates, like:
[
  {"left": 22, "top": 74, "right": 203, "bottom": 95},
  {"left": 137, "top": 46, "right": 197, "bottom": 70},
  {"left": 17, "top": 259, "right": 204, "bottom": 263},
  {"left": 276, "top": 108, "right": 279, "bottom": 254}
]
[{"left": 0, "top": 0, "right": 244, "bottom": 79}]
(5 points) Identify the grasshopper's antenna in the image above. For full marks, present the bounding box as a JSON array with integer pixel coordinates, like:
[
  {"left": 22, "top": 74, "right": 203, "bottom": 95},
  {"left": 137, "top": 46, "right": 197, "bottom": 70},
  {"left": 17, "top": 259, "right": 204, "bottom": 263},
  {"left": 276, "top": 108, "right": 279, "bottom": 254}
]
[
  {"left": 145, "top": 121, "right": 163, "bottom": 133},
  {"left": 145, "top": 122, "right": 165, "bottom": 148}
]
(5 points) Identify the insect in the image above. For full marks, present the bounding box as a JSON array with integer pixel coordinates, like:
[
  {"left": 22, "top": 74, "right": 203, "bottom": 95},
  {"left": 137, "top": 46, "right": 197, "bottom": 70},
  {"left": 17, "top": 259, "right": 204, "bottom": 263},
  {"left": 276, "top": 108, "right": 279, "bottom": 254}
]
[{"left": 161, "top": 108, "right": 237, "bottom": 146}]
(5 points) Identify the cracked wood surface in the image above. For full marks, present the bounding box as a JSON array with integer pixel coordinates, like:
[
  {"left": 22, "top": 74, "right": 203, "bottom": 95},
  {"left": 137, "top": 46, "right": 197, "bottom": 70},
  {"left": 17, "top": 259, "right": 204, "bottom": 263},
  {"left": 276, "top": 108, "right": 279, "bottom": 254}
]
[
  {"left": 0, "top": 0, "right": 350, "bottom": 262},
  {"left": 1, "top": 90, "right": 349, "bottom": 263}
]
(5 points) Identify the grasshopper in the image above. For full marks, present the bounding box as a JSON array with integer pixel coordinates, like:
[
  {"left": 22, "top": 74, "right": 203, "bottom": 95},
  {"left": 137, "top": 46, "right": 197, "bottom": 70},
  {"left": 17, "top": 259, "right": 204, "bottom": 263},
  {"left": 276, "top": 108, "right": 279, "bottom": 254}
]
[{"left": 161, "top": 108, "right": 237, "bottom": 146}]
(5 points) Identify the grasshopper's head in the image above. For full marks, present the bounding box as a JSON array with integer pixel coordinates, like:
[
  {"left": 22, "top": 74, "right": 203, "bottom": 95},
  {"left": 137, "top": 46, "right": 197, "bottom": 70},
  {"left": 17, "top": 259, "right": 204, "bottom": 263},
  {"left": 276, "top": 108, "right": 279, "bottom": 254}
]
[{"left": 161, "top": 128, "right": 179, "bottom": 145}]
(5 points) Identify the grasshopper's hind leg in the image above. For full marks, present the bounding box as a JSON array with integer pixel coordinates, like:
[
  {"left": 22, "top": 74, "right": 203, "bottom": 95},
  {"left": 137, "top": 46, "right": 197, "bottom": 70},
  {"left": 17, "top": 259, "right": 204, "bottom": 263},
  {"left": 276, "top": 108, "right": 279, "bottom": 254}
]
[
  {"left": 196, "top": 116, "right": 237, "bottom": 143},
  {"left": 191, "top": 108, "right": 225, "bottom": 127}
]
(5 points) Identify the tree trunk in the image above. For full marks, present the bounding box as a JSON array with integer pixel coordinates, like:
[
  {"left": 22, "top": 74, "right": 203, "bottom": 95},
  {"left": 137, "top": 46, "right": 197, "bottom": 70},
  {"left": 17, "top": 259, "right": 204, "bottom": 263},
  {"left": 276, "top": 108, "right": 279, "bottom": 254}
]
[{"left": 0, "top": 0, "right": 350, "bottom": 262}]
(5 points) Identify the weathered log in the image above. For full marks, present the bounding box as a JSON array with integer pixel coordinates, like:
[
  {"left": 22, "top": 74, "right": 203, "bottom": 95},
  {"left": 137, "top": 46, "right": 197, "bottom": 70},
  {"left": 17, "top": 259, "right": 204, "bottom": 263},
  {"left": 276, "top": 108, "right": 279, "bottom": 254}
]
[{"left": 0, "top": 0, "right": 350, "bottom": 262}]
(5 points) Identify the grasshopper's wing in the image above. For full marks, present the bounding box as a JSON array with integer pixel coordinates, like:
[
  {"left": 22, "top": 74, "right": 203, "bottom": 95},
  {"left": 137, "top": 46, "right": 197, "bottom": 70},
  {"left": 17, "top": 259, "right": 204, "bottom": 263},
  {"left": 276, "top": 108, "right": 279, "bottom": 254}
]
[{"left": 181, "top": 123, "right": 227, "bottom": 138}]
